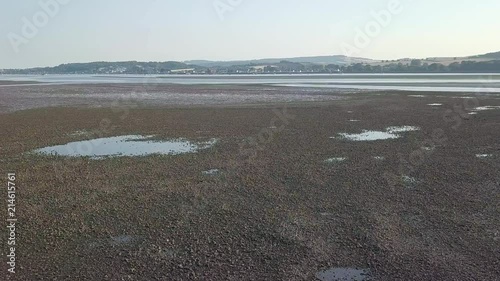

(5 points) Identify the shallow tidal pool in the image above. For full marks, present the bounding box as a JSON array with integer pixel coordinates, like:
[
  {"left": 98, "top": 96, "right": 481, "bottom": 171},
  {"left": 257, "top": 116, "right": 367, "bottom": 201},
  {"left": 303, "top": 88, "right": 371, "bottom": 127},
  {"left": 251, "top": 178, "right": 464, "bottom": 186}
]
[
  {"left": 32, "top": 135, "right": 217, "bottom": 158},
  {"left": 316, "top": 267, "right": 371, "bottom": 281},
  {"left": 333, "top": 126, "right": 420, "bottom": 141}
]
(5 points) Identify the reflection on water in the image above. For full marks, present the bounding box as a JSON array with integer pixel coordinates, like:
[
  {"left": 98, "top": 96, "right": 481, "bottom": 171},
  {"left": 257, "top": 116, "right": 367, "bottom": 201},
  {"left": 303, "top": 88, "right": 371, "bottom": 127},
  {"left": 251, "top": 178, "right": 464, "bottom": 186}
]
[{"left": 33, "top": 135, "right": 217, "bottom": 158}]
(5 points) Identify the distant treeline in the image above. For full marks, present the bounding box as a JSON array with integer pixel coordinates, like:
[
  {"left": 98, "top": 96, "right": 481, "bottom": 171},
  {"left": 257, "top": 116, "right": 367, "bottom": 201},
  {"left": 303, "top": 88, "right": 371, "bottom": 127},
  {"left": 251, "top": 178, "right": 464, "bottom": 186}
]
[
  {"left": 2, "top": 59, "right": 500, "bottom": 75},
  {"left": 224, "top": 60, "right": 500, "bottom": 74},
  {"left": 338, "top": 60, "right": 500, "bottom": 73},
  {"left": 0, "top": 61, "right": 201, "bottom": 75}
]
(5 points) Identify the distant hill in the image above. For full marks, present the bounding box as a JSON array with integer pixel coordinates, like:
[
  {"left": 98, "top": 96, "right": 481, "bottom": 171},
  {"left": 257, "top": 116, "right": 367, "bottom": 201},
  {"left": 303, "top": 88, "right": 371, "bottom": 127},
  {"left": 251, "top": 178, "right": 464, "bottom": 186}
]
[
  {"left": 1, "top": 61, "right": 203, "bottom": 75},
  {"left": 471, "top": 51, "right": 500, "bottom": 59},
  {"left": 1, "top": 51, "right": 499, "bottom": 74},
  {"left": 368, "top": 51, "right": 500, "bottom": 67},
  {"left": 0, "top": 55, "right": 377, "bottom": 75},
  {"left": 186, "top": 55, "right": 375, "bottom": 67}
]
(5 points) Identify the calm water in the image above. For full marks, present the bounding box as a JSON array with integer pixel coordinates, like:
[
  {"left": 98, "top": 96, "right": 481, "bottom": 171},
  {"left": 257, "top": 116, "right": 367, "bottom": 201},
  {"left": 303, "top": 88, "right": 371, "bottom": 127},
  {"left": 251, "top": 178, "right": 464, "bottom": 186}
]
[
  {"left": 2, "top": 74, "right": 500, "bottom": 92},
  {"left": 332, "top": 126, "right": 421, "bottom": 141},
  {"left": 32, "top": 135, "right": 217, "bottom": 158},
  {"left": 325, "top": 157, "right": 347, "bottom": 163},
  {"left": 316, "top": 267, "right": 371, "bottom": 281}
]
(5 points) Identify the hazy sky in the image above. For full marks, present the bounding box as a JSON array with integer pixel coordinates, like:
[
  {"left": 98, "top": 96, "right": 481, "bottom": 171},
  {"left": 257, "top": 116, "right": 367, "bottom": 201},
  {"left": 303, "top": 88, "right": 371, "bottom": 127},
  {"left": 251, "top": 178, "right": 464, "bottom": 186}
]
[{"left": 1, "top": 0, "right": 499, "bottom": 68}]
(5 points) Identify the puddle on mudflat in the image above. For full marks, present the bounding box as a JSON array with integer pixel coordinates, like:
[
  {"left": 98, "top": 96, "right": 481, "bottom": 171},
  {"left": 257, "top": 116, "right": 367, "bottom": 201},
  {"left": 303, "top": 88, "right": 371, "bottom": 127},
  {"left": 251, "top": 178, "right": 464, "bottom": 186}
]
[
  {"left": 69, "top": 130, "right": 91, "bottom": 137},
  {"left": 325, "top": 157, "right": 347, "bottom": 163},
  {"left": 409, "top": 95, "right": 425, "bottom": 98},
  {"left": 33, "top": 135, "right": 217, "bottom": 158},
  {"left": 316, "top": 267, "right": 371, "bottom": 281},
  {"left": 476, "top": 154, "right": 493, "bottom": 158},
  {"left": 402, "top": 175, "right": 419, "bottom": 188},
  {"left": 111, "top": 235, "right": 134, "bottom": 245},
  {"left": 349, "top": 119, "right": 360, "bottom": 122},
  {"left": 386, "top": 126, "right": 420, "bottom": 133},
  {"left": 202, "top": 169, "right": 220, "bottom": 175},
  {"left": 333, "top": 126, "right": 420, "bottom": 141},
  {"left": 469, "top": 112, "right": 478, "bottom": 115},
  {"left": 428, "top": 103, "right": 443, "bottom": 106},
  {"left": 337, "top": 131, "right": 398, "bottom": 141},
  {"left": 89, "top": 235, "right": 138, "bottom": 249},
  {"left": 472, "top": 106, "right": 500, "bottom": 111}
]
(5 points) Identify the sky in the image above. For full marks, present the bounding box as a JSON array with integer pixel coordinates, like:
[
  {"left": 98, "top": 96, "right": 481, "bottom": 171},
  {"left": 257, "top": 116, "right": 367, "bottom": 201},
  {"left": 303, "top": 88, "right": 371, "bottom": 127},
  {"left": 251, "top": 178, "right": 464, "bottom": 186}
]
[{"left": 1, "top": 0, "right": 499, "bottom": 68}]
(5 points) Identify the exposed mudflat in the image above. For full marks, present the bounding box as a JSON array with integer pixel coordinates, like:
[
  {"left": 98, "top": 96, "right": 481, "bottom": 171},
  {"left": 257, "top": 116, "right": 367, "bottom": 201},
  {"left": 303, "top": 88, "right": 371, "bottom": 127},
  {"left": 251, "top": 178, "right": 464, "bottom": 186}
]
[
  {"left": 1, "top": 85, "right": 499, "bottom": 280},
  {"left": 0, "top": 83, "right": 354, "bottom": 113},
  {"left": 0, "top": 80, "right": 41, "bottom": 86}
]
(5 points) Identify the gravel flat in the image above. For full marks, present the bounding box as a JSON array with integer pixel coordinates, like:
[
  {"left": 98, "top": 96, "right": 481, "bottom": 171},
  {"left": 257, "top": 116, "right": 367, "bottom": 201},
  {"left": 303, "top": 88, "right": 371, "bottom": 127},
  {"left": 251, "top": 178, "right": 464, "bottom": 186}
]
[{"left": 1, "top": 86, "right": 499, "bottom": 280}]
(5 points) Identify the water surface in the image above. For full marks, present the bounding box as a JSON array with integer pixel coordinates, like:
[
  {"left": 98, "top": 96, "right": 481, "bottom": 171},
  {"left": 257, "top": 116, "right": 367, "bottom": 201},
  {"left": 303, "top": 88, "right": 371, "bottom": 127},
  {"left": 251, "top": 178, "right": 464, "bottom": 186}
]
[
  {"left": 3, "top": 73, "right": 500, "bottom": 92},
  {"left": 334, "top": 126, "right": 420, "bottom": 141},
  {"left": 325, "top": 157, "right": 347, "bottom": 163},
  {"left": 316, "top": 267, "right": 371, "bottom": 281},
  {"left": 202, "top": 169, "right": 220, "bottom": 175},
  {"left": 33, "top": 135, "right": 217, "bottom": 158}
]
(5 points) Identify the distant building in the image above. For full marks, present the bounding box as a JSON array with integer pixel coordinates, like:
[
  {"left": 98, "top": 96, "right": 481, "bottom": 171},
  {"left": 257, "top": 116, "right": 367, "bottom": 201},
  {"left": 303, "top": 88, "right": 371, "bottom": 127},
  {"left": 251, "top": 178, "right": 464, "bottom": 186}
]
[{"left": 170, "top": 68, "right": 195, "bottom": 74}]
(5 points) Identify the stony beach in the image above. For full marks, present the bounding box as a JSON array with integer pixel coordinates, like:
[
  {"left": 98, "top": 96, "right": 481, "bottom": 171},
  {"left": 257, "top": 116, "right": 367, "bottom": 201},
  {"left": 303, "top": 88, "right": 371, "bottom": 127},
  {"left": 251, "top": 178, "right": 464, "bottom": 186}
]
[{"left": 1, "top": 84, "right": 499, "bottom": 280}]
